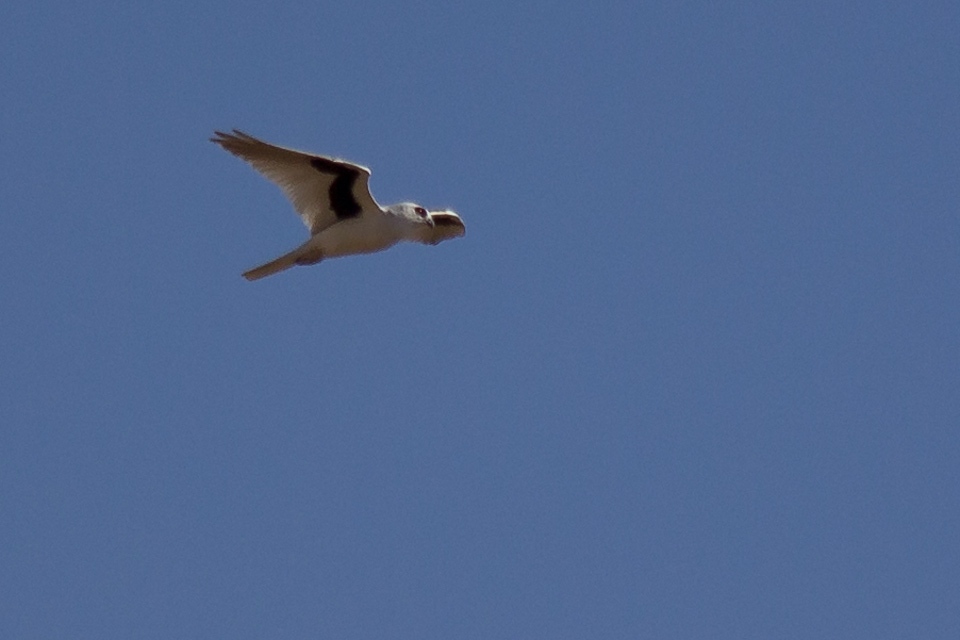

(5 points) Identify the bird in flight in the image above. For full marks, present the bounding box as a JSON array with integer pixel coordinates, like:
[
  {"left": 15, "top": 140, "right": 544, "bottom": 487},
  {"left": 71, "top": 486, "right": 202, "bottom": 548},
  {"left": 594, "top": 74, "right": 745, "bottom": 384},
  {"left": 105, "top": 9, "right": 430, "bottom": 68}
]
[{"left": 211, "top": 130, "right": 465, "bottom": 280}]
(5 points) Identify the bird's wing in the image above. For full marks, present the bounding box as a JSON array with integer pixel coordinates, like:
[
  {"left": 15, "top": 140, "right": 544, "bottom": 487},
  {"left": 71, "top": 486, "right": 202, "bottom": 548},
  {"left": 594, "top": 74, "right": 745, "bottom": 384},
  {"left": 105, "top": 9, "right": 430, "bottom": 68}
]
[
  {"left": 211, "top": 130, "right": 380, "bottom": 235},
  {"left": 422, "top": 210, "right": 466, "bottom": 245}
]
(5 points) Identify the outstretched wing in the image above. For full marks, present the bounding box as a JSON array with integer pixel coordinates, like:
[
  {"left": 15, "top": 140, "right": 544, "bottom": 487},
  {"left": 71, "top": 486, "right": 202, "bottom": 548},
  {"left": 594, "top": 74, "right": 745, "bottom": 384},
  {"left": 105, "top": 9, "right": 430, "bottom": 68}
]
[
  {"left": 422, "top": 210, "right": 466, "bottom": 245},
  {"left": 211, "top": 130, "right": 381, "bottom": 235}
]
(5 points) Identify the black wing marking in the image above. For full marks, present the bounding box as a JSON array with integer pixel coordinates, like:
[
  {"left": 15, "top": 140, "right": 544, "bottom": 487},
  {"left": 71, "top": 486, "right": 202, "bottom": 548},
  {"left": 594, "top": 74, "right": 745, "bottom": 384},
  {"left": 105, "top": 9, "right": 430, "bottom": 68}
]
[{"left": 309, "top": 157, "right": 362, "bottom": 219}]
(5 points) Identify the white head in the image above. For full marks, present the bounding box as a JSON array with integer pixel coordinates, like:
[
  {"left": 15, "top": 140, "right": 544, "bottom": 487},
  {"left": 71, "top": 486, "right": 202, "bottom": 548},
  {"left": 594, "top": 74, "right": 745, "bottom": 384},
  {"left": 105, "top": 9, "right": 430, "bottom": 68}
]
[
  {"left": 386, "top": 202, "right": 466, "bottom": 245},
  {"left": 387, "top": 202, "right": 435, "bottom": 225}
]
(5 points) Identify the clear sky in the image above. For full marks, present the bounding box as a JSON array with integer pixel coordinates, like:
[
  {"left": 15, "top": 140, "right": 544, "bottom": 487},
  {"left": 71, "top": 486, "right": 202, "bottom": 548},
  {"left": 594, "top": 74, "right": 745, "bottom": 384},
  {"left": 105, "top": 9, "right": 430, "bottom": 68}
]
[{"left": 2, "top": 1, "right": 958, "bottom": 638}]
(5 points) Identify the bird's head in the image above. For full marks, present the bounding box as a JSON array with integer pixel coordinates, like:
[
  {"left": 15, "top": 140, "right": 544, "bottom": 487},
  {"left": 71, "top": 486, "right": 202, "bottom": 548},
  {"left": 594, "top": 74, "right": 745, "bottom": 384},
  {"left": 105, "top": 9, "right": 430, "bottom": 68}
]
[
  {"left": 389, "top": 203, "right": 466, "bottom": 245},
  {"left": 389, "top": 202, "right": 435, "bottom": 227}
]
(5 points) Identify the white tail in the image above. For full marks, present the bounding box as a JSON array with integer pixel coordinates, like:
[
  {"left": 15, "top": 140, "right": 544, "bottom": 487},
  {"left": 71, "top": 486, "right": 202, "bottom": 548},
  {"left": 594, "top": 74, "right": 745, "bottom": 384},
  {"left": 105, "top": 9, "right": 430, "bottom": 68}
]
[{"left": 242, "top": 241, "right": 323, "bottom": 281}]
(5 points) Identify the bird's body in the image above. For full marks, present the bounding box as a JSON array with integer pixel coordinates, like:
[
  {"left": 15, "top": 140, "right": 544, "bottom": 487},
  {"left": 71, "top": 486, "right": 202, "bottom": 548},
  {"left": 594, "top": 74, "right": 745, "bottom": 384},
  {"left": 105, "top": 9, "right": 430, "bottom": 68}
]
[{"left": 210, "top": 130, "right": 465, "bottom": 280}]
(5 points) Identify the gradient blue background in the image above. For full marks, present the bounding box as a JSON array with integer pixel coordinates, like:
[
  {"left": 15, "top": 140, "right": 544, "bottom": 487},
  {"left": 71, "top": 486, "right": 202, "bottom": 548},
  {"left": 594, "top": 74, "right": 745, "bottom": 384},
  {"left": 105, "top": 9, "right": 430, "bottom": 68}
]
[{"left": 2, "top": 1, "right": 958, "bottom": 638}]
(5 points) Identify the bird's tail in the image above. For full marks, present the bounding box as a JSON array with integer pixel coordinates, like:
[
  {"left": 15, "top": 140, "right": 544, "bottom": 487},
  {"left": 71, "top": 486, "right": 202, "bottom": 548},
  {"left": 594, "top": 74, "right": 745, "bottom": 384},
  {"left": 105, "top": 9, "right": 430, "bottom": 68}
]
[{"left": 242, "top": 241, "right": 323, "bottom": 281}]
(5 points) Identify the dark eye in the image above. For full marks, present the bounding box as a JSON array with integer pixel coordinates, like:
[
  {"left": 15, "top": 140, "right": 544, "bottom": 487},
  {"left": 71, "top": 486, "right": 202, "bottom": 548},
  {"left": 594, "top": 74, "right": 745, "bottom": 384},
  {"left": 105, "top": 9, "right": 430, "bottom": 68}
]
[{"left": 414, "top": 206, "right": 428, "bottom": 218}]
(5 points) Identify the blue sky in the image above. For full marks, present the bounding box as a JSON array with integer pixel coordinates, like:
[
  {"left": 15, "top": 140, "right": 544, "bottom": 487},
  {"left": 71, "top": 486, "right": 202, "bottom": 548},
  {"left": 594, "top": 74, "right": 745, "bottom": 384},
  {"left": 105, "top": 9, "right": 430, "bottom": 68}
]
[{"left": 2, "top": 1, "right": 958, "bottom": 638}]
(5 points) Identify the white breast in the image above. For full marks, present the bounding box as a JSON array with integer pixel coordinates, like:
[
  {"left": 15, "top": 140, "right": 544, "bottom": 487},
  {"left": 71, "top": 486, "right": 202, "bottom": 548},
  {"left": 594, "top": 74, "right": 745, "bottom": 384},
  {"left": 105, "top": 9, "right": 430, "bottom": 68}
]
[{"left": 311, "top": 215, "right": 407, "bottom": 258}]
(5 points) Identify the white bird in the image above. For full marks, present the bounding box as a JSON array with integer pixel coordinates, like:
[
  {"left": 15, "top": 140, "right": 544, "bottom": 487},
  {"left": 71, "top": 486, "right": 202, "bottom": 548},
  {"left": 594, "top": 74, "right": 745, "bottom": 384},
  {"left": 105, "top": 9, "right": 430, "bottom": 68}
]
[{"left": 211, "top": 130, "right": 465, "bottom": 280}]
